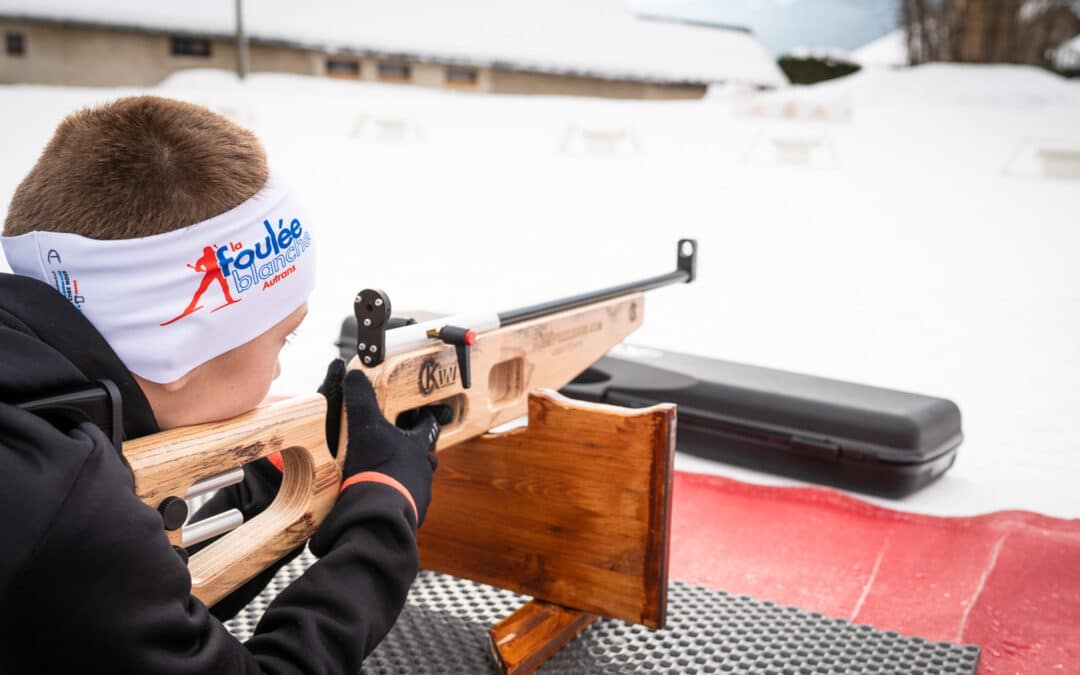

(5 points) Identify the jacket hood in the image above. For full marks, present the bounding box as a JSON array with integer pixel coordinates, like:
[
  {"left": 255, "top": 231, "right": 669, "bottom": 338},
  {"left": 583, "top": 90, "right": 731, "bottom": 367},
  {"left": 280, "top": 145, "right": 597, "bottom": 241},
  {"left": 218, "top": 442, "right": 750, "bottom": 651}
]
[{"left": 0, "top": 273, "right": 158, "bottom": 440}]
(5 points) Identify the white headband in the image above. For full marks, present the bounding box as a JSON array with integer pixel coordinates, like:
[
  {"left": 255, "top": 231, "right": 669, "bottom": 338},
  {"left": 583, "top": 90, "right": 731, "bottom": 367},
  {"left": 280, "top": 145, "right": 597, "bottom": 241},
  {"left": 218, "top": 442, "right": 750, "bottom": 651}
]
[{"left": 1, "top": 173, "right": 316, "bottom": 383}]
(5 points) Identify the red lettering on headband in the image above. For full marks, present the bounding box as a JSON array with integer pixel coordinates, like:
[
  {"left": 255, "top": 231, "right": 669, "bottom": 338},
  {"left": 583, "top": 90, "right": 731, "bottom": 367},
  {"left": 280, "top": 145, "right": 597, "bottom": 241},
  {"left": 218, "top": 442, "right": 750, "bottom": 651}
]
[{"left": 262, "top": 264, "right": 297, "bottom": 290}]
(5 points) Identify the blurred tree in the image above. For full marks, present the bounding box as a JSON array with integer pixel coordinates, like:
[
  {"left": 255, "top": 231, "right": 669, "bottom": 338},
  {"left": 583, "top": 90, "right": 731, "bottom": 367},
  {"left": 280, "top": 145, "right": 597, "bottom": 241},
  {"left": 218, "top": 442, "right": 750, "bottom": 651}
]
[
  {"left": 777, "top": 55, "right": 861, "bottom": 85},
  {"left": 900, "top": 0, "right": 1080, "bottom": 70}
]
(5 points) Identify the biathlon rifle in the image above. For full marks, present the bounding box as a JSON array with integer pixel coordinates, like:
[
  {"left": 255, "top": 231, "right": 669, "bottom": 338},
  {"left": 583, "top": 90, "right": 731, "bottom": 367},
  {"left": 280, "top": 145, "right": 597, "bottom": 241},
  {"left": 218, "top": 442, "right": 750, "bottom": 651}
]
[{"left": 121, "top": 239, "right": 698, "bottom": 605}]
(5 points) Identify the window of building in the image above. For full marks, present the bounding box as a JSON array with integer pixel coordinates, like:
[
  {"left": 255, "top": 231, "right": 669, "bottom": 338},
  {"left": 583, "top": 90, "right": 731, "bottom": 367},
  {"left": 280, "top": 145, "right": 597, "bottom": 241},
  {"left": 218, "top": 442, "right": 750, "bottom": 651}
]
[
  {"left": 171, "top": 36, "right": 212, "bottom": 58},
  {"left": 446, "top": 66, "right": 478, "bottom": 87},
  {"left": 6, "top": 32, "right": 25, "bottom": 57},
  {"left": 326, "top": 58, "right": 360, "bottom": 79},
  {"left": 377, "top": 62, "right": 411, "bottom": 82}
]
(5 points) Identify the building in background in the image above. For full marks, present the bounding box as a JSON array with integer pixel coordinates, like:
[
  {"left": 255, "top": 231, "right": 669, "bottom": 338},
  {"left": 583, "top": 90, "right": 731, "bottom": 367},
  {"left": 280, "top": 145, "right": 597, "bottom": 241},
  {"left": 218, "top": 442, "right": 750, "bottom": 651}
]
[{"left": 0, "top": 0, "right": 785, "bottom": 99}]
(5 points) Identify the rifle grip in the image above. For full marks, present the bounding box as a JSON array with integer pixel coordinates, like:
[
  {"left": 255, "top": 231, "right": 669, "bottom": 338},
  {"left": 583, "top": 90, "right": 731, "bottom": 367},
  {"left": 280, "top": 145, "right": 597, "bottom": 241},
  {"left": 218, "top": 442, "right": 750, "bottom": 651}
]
[{"left": 123, "top": 394, "right": 341, "bottom": 606}]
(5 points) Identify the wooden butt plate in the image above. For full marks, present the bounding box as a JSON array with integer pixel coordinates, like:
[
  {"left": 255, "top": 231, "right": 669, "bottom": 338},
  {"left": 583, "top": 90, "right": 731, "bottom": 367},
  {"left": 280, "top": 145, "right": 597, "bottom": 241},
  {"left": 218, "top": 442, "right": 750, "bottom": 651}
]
[{"left": 418, "top": 389, "right": 677, "bottom": 629}]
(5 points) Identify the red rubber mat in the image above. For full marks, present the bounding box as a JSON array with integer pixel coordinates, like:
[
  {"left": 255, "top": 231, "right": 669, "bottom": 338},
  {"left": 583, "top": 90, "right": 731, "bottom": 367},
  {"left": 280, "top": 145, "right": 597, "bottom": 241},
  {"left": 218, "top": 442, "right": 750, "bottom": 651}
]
[{"left": 669, "top": 471, "right": 1080, "bottom": 674}]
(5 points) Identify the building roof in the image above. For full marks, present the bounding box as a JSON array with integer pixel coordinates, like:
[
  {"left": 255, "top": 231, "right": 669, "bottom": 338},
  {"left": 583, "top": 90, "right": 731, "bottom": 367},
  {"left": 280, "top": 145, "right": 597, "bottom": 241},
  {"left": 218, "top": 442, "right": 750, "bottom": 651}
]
[{"left": 0, "top": 0, "right": 786, "bottom": 87}]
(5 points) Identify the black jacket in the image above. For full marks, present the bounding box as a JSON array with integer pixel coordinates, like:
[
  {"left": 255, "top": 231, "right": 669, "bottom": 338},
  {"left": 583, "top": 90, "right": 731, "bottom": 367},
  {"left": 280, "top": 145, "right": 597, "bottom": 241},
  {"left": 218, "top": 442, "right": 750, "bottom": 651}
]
[{"left": 0, "top": 273, "right": 419, "bottom": 674}]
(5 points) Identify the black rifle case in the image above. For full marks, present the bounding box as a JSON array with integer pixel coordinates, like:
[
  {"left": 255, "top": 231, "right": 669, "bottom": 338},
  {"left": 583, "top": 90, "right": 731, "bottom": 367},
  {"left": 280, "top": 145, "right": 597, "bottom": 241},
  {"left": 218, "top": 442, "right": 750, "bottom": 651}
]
[{"left": 561, "top": 347, "right": 963, "bottom": 498}]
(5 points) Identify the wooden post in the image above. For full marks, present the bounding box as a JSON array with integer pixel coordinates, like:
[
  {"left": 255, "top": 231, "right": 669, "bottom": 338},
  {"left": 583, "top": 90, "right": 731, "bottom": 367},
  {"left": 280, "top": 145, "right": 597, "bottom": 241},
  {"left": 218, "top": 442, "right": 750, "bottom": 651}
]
[
  {"left": 489, "top": 601, "right": 598, "bottom": 675},
  {"left": 235, "top": 0, "right": 249, "bottom": 79}
]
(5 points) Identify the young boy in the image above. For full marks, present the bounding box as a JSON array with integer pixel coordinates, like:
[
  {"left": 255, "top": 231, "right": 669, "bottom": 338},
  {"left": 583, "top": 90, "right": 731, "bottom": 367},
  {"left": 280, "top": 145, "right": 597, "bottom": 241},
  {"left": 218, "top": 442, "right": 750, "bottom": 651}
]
[{"left": 0, "top": 96, "right": 442, "bottom": 673}]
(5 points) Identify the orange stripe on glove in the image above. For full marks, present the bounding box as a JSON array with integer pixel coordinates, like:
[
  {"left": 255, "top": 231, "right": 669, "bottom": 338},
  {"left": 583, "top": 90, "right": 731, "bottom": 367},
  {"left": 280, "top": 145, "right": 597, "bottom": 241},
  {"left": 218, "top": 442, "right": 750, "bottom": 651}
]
[
  {"left": 340, "top": 472, "right": 419, "bottom": 524},
  {"left": 266, "top": 453, "right": 418, "bottom": 524}
]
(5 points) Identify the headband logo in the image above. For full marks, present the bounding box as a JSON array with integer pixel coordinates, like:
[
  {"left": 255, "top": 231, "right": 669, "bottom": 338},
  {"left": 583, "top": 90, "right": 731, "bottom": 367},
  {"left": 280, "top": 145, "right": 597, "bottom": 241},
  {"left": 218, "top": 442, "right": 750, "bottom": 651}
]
[
  {"left": 161, "top": 217, "right": 312, "bottom": 327},
  {"left": 161, "top": 246, "right": 240, "bottom": 326},
  {"left": 43, "top": 248, "right": 86, "bottom": 311}
]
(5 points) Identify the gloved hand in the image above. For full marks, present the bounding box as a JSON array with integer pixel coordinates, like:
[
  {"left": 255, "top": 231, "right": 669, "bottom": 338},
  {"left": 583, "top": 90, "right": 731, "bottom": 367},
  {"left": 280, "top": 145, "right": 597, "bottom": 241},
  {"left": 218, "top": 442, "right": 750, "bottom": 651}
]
[
  {"left": 318, "top": 358, "right": 451, "bottom": 526},
  {"left": 317, "top": 358, "right": 349, "bottom": 455}
]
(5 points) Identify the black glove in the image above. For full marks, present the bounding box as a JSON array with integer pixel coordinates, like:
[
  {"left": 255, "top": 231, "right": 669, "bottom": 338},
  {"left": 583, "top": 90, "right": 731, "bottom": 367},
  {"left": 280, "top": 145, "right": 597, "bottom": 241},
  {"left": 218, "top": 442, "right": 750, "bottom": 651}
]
[
  {"left": 318, "top": 358, "right": 452, "bottom": 459},
  {"left": 319, "top": 359, "right": 451, "bottom": 526},
  {"left": 317, "top": 358, "right": 348, "bottom": 456}
]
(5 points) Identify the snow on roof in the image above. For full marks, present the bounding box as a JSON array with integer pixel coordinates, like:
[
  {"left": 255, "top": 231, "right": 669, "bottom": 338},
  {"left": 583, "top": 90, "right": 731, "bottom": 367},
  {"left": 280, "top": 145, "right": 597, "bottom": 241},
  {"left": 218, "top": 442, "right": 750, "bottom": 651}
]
[
  {"left": 852, "top": 30, "right": 907, "bottom": 68},
  {"left": 0, "top": 0, "right": 786, "bottom": 87}
]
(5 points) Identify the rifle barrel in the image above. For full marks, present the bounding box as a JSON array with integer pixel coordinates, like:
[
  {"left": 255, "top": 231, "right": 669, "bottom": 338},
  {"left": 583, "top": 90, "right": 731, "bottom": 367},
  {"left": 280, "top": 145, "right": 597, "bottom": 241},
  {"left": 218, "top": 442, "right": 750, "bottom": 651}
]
[
  {"left": 377, "top": 239, "right": 695, "bottom": 361},
  {"left": 497, "top": 239, "right": 696, "bottom": 327}
]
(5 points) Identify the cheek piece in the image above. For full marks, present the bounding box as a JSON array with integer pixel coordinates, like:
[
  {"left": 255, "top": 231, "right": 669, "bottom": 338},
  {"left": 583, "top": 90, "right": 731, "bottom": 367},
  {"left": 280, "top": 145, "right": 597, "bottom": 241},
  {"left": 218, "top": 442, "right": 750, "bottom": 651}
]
[{"left": 1, "top": 172, "right": 317, "bottom": 384}]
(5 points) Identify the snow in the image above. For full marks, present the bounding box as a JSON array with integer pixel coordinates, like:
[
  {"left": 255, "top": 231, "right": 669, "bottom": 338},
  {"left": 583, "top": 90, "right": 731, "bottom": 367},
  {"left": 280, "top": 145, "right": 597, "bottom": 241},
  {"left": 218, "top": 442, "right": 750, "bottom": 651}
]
[
  {"left": 1, "top": 63, "right": 1078, "bottom": 520},
  {"left": 852, "top": 30, "right": 907, "bottom": 68},
  {"left": 1056, "top": 34, "right": 1080, "bottom": 70},
  {"left": 0, "top": 0, "right": 786, "bottom": 87},
  {"left": 777, "top": 62, "right": 1080, "bottom": 108}
]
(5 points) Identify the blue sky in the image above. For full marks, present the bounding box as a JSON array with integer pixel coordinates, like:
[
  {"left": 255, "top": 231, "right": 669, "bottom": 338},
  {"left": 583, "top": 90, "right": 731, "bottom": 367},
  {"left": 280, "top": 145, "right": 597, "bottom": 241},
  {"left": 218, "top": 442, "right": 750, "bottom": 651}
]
[{"left": 629, "top": 0, "right": 900, "bottom": 55}]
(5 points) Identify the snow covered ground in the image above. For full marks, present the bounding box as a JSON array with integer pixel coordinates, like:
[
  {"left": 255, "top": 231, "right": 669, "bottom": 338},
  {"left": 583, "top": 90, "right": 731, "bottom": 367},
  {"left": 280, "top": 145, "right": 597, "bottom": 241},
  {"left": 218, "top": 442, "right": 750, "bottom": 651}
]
[{"left": 1, "top": 64, "right": 1078, "bottom": 519}]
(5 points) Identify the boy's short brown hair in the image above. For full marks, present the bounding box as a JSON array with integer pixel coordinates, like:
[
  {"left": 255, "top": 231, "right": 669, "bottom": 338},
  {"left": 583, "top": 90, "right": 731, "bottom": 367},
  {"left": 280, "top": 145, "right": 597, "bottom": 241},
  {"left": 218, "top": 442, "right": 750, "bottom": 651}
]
[{"left": 3, "top": 96, "right": 268, "bottom": 240}]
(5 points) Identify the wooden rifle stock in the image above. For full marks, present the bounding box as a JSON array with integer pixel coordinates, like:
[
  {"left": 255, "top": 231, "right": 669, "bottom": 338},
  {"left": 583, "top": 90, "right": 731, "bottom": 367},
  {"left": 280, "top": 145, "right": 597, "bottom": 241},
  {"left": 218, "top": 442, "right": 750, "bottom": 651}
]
[{"left": 122, "top": 395, "right": 340, "bottom": 606}]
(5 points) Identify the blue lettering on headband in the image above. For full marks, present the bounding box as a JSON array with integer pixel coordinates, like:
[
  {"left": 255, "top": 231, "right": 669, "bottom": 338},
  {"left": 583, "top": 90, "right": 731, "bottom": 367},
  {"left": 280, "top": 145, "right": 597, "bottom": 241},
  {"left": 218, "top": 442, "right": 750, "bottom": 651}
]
[{"left": 216, "top": 218, "right": 306, "bottom": 278}]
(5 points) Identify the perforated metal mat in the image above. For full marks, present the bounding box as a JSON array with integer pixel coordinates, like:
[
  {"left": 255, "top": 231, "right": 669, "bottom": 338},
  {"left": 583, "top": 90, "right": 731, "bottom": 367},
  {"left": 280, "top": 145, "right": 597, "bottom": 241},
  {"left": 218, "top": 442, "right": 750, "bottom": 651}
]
[{"left": 226, "top": 551, "right": 980, "bottom": 674}]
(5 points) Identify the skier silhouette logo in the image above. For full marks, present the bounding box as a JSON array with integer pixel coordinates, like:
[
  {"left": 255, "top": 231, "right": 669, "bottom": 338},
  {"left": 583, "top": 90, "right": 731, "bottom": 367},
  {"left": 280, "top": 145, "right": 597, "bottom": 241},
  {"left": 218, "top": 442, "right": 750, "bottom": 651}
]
[{"left": 161, "top": 246, "right": 241, "bottom": 326}]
